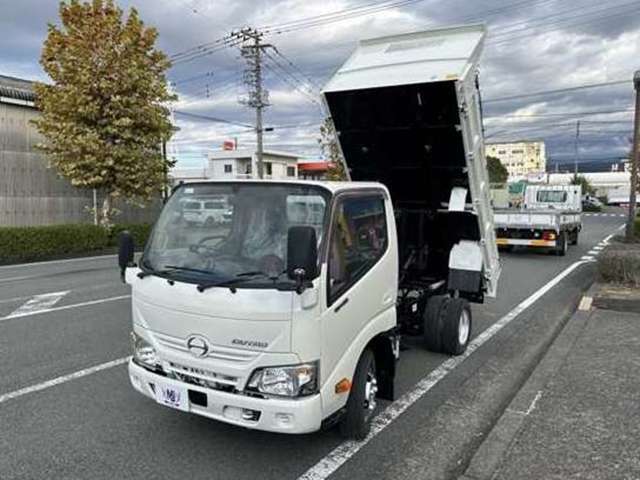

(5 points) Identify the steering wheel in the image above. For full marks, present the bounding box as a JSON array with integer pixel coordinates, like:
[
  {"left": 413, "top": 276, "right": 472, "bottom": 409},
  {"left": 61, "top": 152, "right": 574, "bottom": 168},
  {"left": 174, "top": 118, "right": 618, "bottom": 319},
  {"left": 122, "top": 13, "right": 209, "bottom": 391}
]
[{"left": 189, "top": 235, "right": 227, "bottom": 256}]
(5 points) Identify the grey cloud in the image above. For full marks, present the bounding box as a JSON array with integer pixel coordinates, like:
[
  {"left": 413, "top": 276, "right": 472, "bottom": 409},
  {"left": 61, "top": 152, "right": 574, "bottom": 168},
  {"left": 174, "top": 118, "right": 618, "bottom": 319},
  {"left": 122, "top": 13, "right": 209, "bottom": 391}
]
[{"left": 1, "top": 0, "right": 638, "bottom": 167}]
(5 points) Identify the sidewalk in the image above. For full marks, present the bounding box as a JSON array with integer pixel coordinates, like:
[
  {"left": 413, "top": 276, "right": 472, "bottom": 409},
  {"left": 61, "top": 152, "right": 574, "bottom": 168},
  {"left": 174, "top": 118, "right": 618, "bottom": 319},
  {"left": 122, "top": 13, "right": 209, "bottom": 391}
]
[{"left": 464, "top": 288, "right": 640, "bottom": 480}]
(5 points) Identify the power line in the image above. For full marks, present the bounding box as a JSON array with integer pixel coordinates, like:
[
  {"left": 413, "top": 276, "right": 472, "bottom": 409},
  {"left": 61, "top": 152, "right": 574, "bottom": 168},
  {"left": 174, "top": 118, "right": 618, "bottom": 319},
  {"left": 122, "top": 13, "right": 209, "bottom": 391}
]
[
  {"left": 488, "top": 0, "right": 639, "bottom": 39},
  {"left": 173, "top": 110, "right": 253, "bottom": 128},
  {"left": 484, "top": 79, "right": 630, "bottom": 103},
  {"left": 489, "top": 3, "right": 640, "bottom": 46}
]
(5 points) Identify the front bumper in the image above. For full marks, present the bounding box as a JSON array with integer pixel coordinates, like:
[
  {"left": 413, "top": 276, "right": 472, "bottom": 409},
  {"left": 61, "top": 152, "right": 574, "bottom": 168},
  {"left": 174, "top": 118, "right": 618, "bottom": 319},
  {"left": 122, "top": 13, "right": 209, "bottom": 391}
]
[{"left": 128, "top": 360, "right": 323, "bottom": 434}]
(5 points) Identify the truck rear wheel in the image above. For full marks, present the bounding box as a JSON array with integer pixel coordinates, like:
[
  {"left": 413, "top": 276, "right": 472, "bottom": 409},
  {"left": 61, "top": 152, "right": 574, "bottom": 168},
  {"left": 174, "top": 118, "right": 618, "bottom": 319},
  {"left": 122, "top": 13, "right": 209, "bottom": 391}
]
[
  {"left": 423, "top": 296, "right": 472, "bottom": 355},
  {"left": 440, "top": 298, "right": 472, "bottom": 355},
  {"left": 423, "top": 295, "right": 448, "bottom": 352},
  {"left": 570, "top": 230, "right": 579, "bottom": 246},
  {"left": 340, "top": 349, "right": 377, "bottom": 440},
  {"left": 556, "top": 232, "right": 568, "bottom": 256}
]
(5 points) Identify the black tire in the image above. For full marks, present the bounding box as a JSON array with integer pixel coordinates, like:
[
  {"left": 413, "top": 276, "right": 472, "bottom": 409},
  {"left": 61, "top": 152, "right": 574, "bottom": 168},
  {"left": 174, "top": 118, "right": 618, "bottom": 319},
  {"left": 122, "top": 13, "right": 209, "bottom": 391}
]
[
  {"left": 423, "top": 295, "right": 448, "bottom": 352},
  {"left": 204, "top": 217, "right": 215, "bottom": 228},
  {"left": 570, "top": 230, "right": 579, "bottom": 246},
  {"left": 340, "top": 349, "right": 377, "bottom": 440},
  {"left": 555, "top": 232, "right": 568, "bottom": 256},
  {"left": 440, "top": 298, "right": 472, "bottom": 355}
]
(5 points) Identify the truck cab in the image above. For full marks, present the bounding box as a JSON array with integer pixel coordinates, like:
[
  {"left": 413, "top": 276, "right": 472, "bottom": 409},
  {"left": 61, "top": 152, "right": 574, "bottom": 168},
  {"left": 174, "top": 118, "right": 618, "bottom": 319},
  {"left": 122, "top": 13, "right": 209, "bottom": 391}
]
[{"left": 124, "top": 180, "right": 399, "bottom": 437}]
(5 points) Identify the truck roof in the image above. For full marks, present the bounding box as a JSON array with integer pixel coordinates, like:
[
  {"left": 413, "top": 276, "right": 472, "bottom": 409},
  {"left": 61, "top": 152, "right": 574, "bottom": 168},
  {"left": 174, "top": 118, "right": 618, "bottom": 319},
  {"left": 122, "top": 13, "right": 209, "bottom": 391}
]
[
  {"left": 322, "top": 23, "right": 486, "bottom": 93},
  {"left": 176, "top": 179, "right": 388, "bottom": 195}
]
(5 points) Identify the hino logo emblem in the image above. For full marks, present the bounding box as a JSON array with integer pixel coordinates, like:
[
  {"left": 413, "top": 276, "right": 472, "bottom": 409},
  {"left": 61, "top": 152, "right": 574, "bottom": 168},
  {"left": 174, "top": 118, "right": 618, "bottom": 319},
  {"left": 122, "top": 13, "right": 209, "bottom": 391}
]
[{"left": 186, "top": 335, "right": 210, "bottom": 358}]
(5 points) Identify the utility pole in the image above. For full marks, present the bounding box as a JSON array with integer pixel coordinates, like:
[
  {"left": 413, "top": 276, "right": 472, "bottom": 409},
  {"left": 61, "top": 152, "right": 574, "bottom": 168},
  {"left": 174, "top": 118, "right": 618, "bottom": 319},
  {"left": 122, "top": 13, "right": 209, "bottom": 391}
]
[
  {"left": 574, "top": 120, "right": 580, "bottom": 175},
  {"left": 626, "top": 71, "right": 640, "bottom": 240},
  {"left": 231, "top": 27, "right": 271, "bottom": 179}
]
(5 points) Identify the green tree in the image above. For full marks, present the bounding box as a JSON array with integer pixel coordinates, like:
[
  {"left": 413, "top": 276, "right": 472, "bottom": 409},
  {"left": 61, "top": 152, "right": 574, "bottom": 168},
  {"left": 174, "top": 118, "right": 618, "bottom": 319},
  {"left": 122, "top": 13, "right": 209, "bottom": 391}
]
[
  {"left": 570, "top": 173, "right": 596, "bottom": 196},
  {"left": 486, "top": 155, "right": 508, "bottom": 185},
  {"left": 319, "top": 117, "right": 348, "bottom": 181},
  {"left": 33, "top": 0, "right": 176, "bottom": 226}
]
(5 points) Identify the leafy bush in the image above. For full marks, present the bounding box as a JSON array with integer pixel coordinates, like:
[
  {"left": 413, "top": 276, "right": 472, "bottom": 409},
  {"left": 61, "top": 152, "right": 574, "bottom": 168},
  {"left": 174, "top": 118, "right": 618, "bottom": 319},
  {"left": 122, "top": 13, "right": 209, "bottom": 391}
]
[
  {"left": 598, "top": 241, "right": 640, "bottom": 286},
  {"left": 0, "top": 223, "right": 153, "bottom": 264}
]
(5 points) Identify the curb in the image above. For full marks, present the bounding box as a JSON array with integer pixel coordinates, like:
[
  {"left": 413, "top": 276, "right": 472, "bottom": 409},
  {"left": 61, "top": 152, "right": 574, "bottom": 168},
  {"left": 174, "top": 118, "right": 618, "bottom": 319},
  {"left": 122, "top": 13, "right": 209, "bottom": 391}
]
[{"left": 461, "top": 282, "right": 600, "bottom": 480}]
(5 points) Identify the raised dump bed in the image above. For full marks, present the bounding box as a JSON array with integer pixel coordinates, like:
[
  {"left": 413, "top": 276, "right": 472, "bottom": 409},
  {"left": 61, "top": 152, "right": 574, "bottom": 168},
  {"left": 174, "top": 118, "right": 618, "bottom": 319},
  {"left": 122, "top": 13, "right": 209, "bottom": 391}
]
[{"left": 323, "top": 24, "right": 500, "bottom": 301}]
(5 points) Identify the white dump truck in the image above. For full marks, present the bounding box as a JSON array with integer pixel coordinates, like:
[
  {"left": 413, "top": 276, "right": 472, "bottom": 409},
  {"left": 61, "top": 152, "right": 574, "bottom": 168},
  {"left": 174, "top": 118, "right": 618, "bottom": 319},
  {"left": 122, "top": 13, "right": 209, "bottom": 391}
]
[
  {"left": 494, "top": 184, "right": 582, "bottom": 255},
  {"left": 118, "top": 24, "right": 499, "bottom": 439}
]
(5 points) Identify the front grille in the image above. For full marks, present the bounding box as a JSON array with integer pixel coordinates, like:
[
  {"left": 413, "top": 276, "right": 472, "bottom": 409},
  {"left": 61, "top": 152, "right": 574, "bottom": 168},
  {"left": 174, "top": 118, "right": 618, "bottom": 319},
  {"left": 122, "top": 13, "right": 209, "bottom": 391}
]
[
  {"left": 154, "top": 332, "right": 259, "bottom": 363},
  {"left": 167, "top": 361, "right": 239, "bottom": 393}
]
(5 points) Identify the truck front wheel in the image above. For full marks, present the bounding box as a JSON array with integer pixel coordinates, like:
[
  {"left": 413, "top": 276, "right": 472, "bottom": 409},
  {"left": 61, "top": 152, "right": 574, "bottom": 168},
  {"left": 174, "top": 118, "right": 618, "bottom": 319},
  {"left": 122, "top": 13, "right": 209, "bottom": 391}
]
[{"left": 340, "top": 349, "right": 377, "bottom": 440}]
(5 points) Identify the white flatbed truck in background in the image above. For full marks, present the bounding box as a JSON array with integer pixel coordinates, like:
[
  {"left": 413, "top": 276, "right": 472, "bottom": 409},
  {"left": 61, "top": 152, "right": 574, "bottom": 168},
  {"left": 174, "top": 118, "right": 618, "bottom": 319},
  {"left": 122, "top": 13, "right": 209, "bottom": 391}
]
[
  {"left": 494, "top": 185, "right": 582, "bottom": 256},
  {"left": 118, "top": 24, "right": 500, "bottom": 440}
]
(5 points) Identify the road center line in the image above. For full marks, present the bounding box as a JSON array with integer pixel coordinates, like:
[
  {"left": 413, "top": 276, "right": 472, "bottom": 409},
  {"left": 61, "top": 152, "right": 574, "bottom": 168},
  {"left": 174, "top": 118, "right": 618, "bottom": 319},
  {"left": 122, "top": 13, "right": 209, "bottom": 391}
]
[
  {"left": 0, "top": 357, "right": 131, "bottom": 405},
  {"left": 297, "top": 257, "right": 595, "bottom": 480},
  {"left": 0, "top": 295, "right": 131, "bottom": 321}
]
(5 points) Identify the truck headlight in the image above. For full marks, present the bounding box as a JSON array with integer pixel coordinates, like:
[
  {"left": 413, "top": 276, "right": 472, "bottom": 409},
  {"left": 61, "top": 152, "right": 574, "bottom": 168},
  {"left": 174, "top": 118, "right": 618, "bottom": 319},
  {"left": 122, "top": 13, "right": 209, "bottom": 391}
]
[
  {"left": 131, "top": 332, "right": 160, "bottom": 370},
  {"left": 247, "top": 362, "right": 319, "bottom": 397}
]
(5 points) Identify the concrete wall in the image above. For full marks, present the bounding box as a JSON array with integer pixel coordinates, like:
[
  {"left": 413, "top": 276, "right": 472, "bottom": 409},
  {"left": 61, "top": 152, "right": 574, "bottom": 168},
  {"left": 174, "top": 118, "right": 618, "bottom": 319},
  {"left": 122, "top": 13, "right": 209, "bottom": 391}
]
[{"left": 0, "top": 101, "right": 160, "bottom": 226}]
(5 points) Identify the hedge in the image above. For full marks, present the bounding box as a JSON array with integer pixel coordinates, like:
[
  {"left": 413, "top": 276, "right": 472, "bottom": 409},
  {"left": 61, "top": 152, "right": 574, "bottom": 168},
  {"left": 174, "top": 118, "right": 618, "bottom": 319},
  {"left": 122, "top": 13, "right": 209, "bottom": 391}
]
[
  {"left": 0, "top": 223, "right": 153, "bottom": 264},
  {"left": 598, "top": 240, "right": 640, "bottom": 287}
]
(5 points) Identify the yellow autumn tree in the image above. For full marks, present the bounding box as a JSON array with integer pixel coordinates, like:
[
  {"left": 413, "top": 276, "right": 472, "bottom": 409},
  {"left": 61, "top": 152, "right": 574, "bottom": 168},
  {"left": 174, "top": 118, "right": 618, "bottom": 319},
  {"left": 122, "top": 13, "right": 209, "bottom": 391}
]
[{"left": 33, "top": 0, "right": 176, "bottom": 226}]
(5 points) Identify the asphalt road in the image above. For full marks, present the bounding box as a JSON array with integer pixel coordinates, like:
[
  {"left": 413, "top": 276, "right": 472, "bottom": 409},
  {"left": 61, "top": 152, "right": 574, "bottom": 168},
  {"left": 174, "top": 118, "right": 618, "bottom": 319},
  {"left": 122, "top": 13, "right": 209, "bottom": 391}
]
[{"left": 0, "top": 210, "right": 627, "bottom": 480}]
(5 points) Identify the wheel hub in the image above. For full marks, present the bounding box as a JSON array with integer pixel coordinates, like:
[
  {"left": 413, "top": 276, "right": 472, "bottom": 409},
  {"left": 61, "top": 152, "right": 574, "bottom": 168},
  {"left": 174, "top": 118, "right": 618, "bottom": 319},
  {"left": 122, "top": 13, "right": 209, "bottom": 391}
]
[
  {"left": 363, "top": 367, "right": 378, "bottom": 416},
  {"left": 458, "top": 309, "right": 470, "bottom": 345}
]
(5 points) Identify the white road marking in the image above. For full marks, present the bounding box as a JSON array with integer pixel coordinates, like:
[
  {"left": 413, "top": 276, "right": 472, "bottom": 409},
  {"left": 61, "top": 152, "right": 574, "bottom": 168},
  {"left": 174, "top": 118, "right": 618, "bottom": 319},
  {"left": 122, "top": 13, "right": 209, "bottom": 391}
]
[
  {"left": 593, "top": 246, "right": 604, "bottom": 251},
  {"left": 581, "top": 256, "right": 594, "bottom": 261},
  {"left": 587, "top": 251, "right": 598, "bottom": 255},
  {"left": 0, "top": 254, "right": 116, "bottom": 270},
  {"left": 0, "top": 357, "right": 131, "bottom": 405},
  {"left": 525, "top": 390, "right": 543, "bottom": 415},
  {"left": 5, "top": 291, "right": 69, "bottom": 319},
  {"left": 510, "top": 390, "right": 544, "bottom": 416},
  {"left": 0, "top": 295, "right": 130, "bottom": 321},
  {"left": 297, "top": 259, "right": 593, "bottom": 480}
]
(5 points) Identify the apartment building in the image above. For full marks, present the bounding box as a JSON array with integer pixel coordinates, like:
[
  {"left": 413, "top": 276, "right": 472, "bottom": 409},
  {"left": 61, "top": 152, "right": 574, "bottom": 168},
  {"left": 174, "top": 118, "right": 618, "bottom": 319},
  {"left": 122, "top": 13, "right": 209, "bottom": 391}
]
[{"left": 486, "top": 141, "right": 547, "bottom": 179}]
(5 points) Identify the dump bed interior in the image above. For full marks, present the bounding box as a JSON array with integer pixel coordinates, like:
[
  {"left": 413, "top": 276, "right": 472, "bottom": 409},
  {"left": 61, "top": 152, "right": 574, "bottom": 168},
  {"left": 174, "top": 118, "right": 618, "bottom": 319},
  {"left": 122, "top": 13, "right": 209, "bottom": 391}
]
[
  {"left": 325, "top": 81, "right": 477, "bottom": 284},
  {"left": 323, "top": 25, "right": 499, "bottom": 297}
]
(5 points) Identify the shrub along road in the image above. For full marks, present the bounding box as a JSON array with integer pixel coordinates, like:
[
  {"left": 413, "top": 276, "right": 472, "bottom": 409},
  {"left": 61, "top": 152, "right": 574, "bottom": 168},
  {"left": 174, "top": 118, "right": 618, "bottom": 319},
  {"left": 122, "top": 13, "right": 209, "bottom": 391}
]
[{"left": 0, "top": 211, "right": 627, "bottom": 480}]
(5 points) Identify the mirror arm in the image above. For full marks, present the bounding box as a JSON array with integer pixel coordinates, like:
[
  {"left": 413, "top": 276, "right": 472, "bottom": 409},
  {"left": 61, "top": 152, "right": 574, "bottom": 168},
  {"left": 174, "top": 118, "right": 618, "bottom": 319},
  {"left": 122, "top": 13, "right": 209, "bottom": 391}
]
[{"left": 293, "top": 268, "right": 308, "bottom": 294}]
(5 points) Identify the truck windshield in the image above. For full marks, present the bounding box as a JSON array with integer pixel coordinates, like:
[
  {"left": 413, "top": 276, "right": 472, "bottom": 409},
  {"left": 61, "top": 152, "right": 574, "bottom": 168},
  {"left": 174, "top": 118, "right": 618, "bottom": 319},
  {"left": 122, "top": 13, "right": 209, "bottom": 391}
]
[
  {"left": 143, "top": 183, "right": 330, "bottom": 286},
  {"left": 536, "top": 191, "right": 567, "bottom": 203}
]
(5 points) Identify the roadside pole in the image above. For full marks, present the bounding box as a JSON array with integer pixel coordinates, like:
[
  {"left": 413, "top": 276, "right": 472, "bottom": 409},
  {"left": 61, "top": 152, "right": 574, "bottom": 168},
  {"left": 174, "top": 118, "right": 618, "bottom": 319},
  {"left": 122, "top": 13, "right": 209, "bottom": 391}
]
[{"left": 626, "top": 71, "right": 640, "bottom": 241}]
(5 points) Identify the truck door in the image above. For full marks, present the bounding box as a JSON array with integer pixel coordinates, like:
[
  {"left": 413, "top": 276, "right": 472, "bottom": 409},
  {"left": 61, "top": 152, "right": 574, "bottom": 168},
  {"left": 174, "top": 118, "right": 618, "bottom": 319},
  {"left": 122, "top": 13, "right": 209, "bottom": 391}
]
[{"left": 321, "top": 191, "right": 396, "bottom": 407}]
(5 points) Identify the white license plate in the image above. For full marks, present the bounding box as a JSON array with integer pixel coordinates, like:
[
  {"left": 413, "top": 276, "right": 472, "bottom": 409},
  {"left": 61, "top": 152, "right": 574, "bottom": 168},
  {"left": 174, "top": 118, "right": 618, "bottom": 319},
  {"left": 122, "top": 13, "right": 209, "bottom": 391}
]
[{"left": 154, "top": 382, "right": 189, "bottom": 412}]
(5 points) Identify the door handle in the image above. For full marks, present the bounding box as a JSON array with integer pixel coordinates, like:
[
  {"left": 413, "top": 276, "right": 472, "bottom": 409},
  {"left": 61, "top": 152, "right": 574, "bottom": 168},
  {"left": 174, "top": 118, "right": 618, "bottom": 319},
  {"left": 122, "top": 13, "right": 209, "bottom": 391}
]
[{"left": 335, "top": 297, "right": 349, "bottom": 313}]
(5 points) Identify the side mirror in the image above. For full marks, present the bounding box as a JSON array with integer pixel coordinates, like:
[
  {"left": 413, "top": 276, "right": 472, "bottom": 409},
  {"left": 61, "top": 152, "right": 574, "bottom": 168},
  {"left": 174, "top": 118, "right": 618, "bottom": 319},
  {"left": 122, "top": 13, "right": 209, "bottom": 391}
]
[
  {"left": 287, "top": 226, "right": 318, "bottom": 285},
  {"left": 118, "top": 231, "right": 135, "bottom": 283}
]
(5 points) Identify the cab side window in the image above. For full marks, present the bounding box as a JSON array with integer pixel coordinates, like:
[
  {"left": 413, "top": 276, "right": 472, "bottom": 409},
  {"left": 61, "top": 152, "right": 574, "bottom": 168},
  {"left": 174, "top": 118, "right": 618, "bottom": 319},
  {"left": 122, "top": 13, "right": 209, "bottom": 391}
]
[{"left": 328, "top": 195, "right": 387, "bottom": 304}]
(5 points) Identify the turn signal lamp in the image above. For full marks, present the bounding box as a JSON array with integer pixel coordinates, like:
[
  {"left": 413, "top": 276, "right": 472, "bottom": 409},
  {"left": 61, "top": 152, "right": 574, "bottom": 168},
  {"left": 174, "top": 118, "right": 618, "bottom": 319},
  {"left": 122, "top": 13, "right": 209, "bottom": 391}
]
[{"left": 335, "top": 378, "right": 351, "bottom": 394}]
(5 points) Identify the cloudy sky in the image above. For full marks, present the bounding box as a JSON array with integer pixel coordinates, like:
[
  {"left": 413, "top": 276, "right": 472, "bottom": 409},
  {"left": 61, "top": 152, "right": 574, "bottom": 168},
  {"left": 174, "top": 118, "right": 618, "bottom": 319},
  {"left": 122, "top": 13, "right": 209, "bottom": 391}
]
[{"left": 2, "top": 0, "right": 639, "bottom": 170}]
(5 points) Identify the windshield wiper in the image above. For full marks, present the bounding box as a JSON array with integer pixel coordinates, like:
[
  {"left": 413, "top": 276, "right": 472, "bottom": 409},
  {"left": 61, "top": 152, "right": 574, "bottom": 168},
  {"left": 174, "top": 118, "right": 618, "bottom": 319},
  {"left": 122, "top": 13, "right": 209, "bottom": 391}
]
[
  {"left": 196, "top": 270, "right": 285, "bottom": 292},
  {"left": 137, "top": 264, "right": 217, "bottom": 280},
  {"left": 162, "top": 265, "right": 218, "bottom": 276}
]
